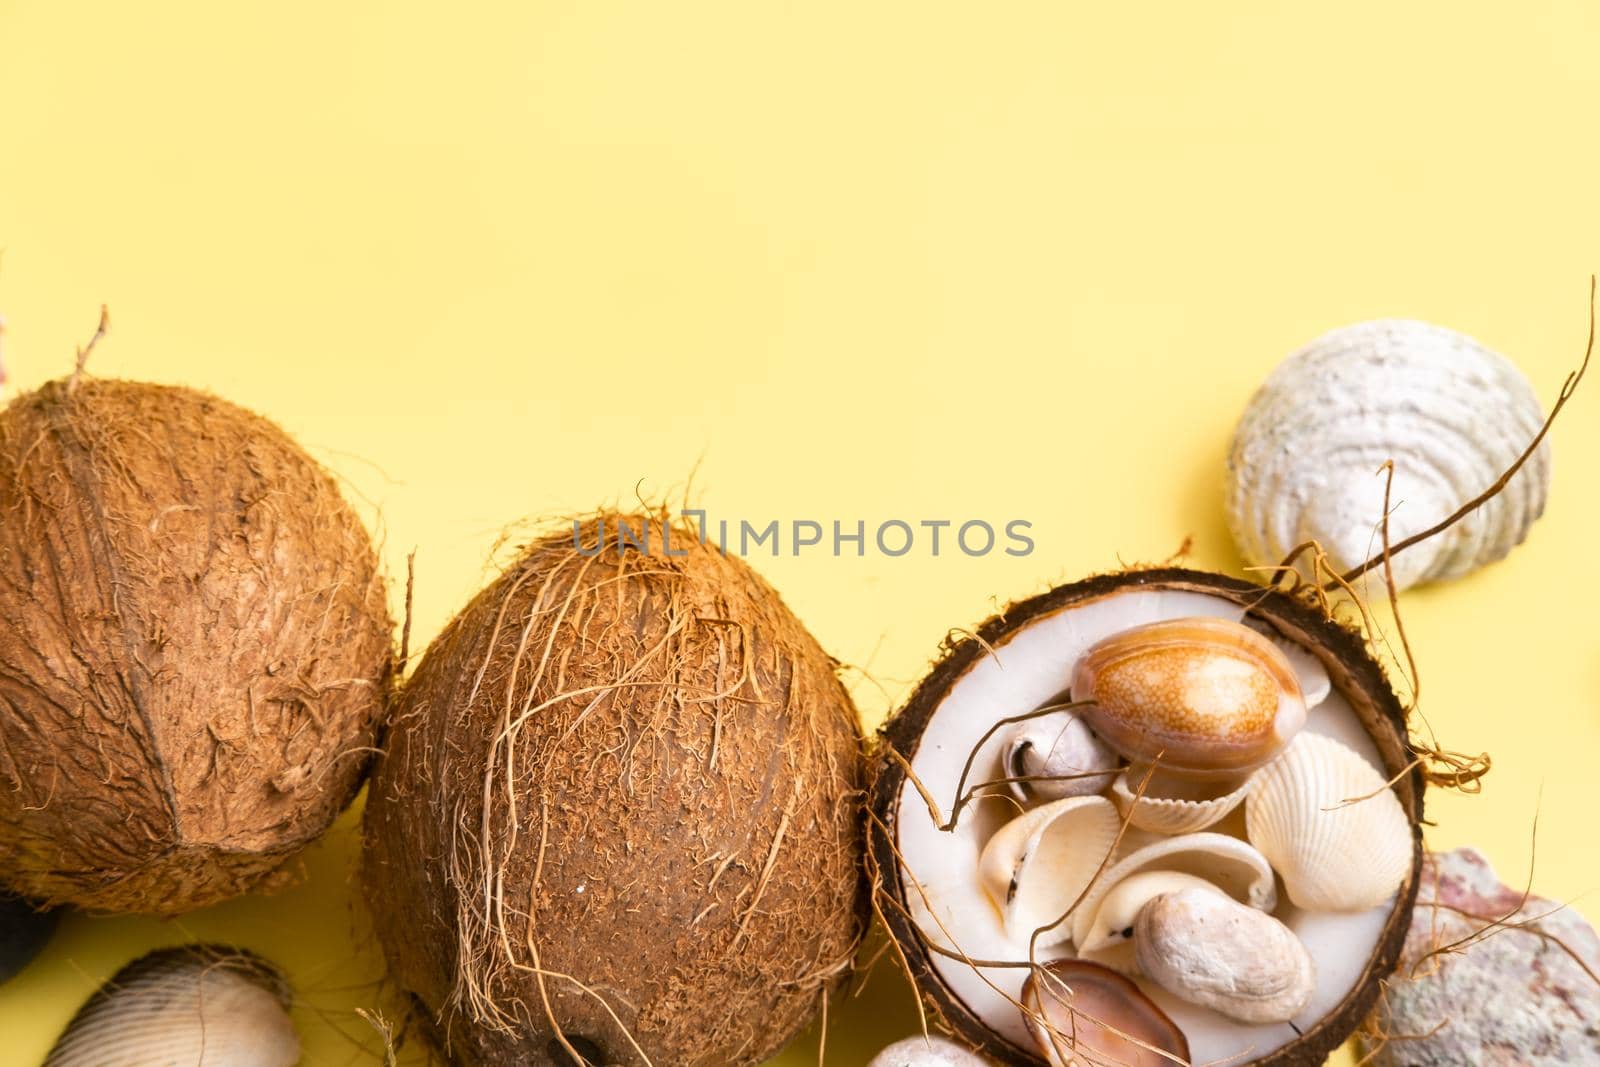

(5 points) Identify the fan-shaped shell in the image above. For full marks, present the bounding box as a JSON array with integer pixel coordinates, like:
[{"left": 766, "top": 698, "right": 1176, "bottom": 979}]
[
  {"left": 1227, "top": 319, "right": 1550, "bottom": 591},
  {"left": 1109, "top": 770, "right": 1253, "bottom": 834},
  {"left": 44, "top": 944, "right": 299, "bottom": 1067},
  {"left": 976, "top": 796, "right": 1120, "bottom": 947},
  {"left": 1069, "top": 831, "right": 1277, "bottom": 953},
  {"left": 1246, "top": 732, "right": 1413, "bottom": 912}
]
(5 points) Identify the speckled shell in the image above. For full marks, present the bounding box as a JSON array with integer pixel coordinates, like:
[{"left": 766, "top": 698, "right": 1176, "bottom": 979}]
[
  {"left": 44, "top": 944, "right": 299, "bottom": 1067},
  {"left": 1227, "top": 319, "right": 1550, "bottom": 591},
  {"left": 1246, "top": 732, "right": 1412, "bottom": 912},
  {"left": 1073, "top": 617, "right": 1306, "bottom": 783}
]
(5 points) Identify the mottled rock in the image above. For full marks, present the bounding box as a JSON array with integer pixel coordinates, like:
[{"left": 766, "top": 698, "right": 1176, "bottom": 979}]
[
  {"left": 868, "top": 1034, "right": 993, "bottom": 1067},
  {"left": 1360, "top": 848, "right": 1600, "bottom": 1066}
]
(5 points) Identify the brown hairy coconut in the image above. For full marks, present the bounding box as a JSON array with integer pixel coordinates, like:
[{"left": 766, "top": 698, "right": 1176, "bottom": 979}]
[
  {"left": 868, "top": 569, "right": 1426, "bottom": 1067},
  {"left": 0, "top": 376, "right": 393, "bottom": 914},
  {"left": 363, "top": 512, "right": 865, "bottom": 1066}
]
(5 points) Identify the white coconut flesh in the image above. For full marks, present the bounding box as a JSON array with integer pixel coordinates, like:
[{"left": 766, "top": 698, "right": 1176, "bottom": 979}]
[{"left": 896, "top": 588, "right": 1398, "bottom": 1063}]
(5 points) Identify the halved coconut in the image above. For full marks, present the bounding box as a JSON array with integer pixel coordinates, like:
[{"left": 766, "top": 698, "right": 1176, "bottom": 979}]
[{"left": 867, "top": 568, "right": 1424, "bottom": 1067}]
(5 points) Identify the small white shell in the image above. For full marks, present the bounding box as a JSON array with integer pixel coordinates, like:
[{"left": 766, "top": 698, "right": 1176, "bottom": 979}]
[
  {"left": 1070, "top": 831, "right": 1277, "bottom": 953},
  {"left": 977, "top": 796, "right": 1120, "bottom": 947},
  {"left": 1246, "top": 731, "right": 1413, "bottom": 912},
  {"left": 1109, "top": 770, "right": 1253, "bottom": 834},
  {"left": 1002, "top": 709, "right": 1118, "bottom": 803},
  {"left": 1075, "top": 870, "right": 1220, "bottom": 955},
  {"left": 1136, "top": 886, "right": 1316, "bottom": 1024},
  {"left": 1227, "top": 319, "right": 1550, "bottom": 591},
  {"left": 868, "top": 1035, "right": 993, "bottom": 1067},
  {"left": 45, "top": 945, "right": 299, "bottom": 1067}
]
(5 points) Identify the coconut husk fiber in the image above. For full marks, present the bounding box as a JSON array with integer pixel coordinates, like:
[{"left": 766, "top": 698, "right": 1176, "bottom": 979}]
[
  {"left": 0, "top": 377, "right": 393, "bottom": 914},
  {"left": 363, "top": 512, "right": 867, "bottom": 1067}
]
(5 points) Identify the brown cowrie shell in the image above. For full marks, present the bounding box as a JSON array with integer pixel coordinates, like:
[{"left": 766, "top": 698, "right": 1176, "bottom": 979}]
[{"left": 1073, "top": 617, "right": 1306, "bottom": 790}]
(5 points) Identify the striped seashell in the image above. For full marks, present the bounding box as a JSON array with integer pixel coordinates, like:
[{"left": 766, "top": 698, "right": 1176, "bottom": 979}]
[{"left": 45, "top": 944, "right": 299, "bottom": 1067}]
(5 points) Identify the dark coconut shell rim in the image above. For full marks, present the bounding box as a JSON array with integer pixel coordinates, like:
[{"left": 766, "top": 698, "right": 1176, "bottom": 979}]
[{"left": 866, "top": 567, "right": 1426, "bottom": 1067}]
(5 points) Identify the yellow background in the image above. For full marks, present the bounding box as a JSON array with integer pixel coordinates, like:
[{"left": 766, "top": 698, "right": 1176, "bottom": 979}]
[{"left": 1, "top": 2, "right": 1597, "bottom": 1064}]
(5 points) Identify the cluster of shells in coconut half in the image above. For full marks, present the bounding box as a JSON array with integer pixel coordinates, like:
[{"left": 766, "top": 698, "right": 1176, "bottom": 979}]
[{"left": 883, "top": 576, "right": 1419, "bottom": 1067}]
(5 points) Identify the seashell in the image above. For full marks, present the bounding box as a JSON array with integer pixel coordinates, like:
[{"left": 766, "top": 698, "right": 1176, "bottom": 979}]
[
  {"left": 1109, "top": 769, "right": 1252, "bottom": 834},
  {"left": 868, "top": 1035, "right": 994, "bottom": 1067},
  {"left": 1002, "top": 709, "right": 1119, "bottom": 804},
  {"left": 1, "top": 891, "right": 60, "bottom": 985},
  {"left": 1227, "top": 319, "right": 1550, "bottom": 592},
  {"left": 1073, "top": 617, "right": 1306, "bottom": 789},
  {"left": 45, "top": 944, "right": 300, "bottom": 1067},
  {"left": 1021, "top": 959, "right": 1190, "bottom": 1067},
  {"left": 977, "top": 796, "right": 1120, "bottom": 947},
  {"left": 1246, "top": 731, "right": 1412, "bottom": 912},
  {"left": 1070, "top": 831, "right": 1277, "bottom": 953},
  {"left": 1135, "top": 886, "right": 1316, "bottom": 1024},
  {"left": 1075, "top": 870, "right": 1220, "bottom": 956}
]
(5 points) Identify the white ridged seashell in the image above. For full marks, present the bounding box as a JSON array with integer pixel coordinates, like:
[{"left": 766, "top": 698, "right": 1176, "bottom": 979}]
[
  {"left": 1227, "top": 319, "right": 1550, "bottom": 591},
  {"left": 1246, "top": 732, "right": 1413, "bottom": 912},
  {"left": 1002, "top": 709, "right": 1119, "bottom": 803},
  {"left": 1075, "top": 870, "right": 1221, "bottom": 956},
  {"left": 977, "top": 796, "right": 1120, "bottom": 947},
  {"left": 868, "top": 1035, "right": 993, "bottom": 1067},
  {"left": 1069, "top": 831, "right": 1277, "bottom": 955},
  {"left": 45, "top": 944, "right": 300, "bottom": 1067},
  {"left": 1108, "top": 770, "right": 1253, "bottom": 834},
  {"left": 1135, "top": 886, "right": 1316, "bottom": 1024}
]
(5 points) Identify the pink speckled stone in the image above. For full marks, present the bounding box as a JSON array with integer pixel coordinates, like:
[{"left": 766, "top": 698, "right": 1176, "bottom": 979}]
[{"left": 1361, "top": 848, "right": 1600, "bottom": 1066}]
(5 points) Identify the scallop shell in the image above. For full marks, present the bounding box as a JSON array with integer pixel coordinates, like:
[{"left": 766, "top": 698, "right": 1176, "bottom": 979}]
[
  {"left": 1227, "top": 319, "right": 1550, "bottom": 592},
  {"left": 1109, "top": 769, "right": 1253, "bottom": 834},
  {"left": 1136, "top": 885, "right": 1316, "bottom": 1024},
  {"left": 45, "top": 944, "right": 300, "bottom": 1067},
  {"left": 868, "top": 1035, "right": 994, "bottom": 1067},
  {"left": 977, "top": 796, "right": 1120, "bottom": 947},
  {"left": 1073, "top": 617, "right": 1306, "bottom": 787},
  {"left": 1002, "top": 709, "right": 1118, "bottom": 804},
  {"left": 1069, "top": 831, "right": 1277, "bottom": 954},
  {"left": 1246, "top": 731, "right": 1413, "bottom": 912}
]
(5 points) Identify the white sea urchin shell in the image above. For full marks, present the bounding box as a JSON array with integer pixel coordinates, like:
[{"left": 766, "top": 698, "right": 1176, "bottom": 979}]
[{"left": 1227, "top": 319, "right": 1549, "bottom": 591}]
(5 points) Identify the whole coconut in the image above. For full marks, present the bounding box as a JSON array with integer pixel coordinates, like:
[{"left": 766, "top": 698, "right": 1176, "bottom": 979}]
[
  {"left": 363, "top": 513, "right": 865, "bottom": 1066},
  {"left": 0, "top": 377, "right": 393, "bottom": 913}
]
